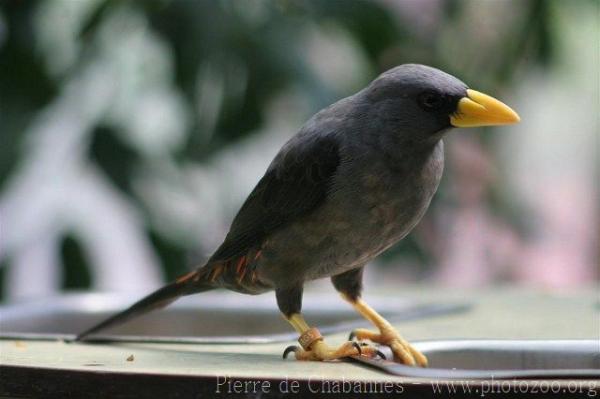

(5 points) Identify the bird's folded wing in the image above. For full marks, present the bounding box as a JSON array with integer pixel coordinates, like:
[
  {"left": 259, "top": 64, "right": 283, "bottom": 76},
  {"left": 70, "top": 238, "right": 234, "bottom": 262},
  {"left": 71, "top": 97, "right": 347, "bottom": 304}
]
[{"left": 209, "top": 132, "right": 341, "bottom": 263}]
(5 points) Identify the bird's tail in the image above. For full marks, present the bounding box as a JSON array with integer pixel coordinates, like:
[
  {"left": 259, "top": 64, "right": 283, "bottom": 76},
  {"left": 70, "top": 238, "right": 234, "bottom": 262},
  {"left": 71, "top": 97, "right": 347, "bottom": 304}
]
[{"left": 74, "top": 270, "right": 213, "bottom": 341}]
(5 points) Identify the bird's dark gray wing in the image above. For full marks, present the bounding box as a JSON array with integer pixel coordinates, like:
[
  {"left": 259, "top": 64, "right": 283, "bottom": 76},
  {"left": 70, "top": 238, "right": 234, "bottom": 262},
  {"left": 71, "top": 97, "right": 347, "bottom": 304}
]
[{"left": 209, "top": 133, "right": 340, "bottom": 262}]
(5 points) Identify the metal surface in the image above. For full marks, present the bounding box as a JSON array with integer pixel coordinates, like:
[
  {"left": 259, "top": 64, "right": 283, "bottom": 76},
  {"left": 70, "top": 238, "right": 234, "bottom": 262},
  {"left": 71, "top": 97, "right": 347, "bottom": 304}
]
[
  {"left": 4, "top": 293, "right": 596, "bottom": 379},
  {"left": 351, "top": 339, "right": 600, "bottom": 379},
  {"left": 0, "top": 292, "right": 468, "bottom": 343}
]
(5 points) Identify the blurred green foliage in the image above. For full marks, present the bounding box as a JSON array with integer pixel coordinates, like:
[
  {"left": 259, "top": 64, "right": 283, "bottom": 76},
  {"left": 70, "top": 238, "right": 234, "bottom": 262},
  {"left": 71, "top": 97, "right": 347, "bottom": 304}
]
[
  {"left": 0, "top": 0, "right": 558, "bottom": 172},
  {"left": 0, "top": 0, "right": 570, "bottom": 294}
]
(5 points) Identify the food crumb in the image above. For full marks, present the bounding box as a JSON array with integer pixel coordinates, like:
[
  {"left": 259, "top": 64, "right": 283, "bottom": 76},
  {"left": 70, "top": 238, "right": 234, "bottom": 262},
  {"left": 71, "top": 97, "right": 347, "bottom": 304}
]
[
  {"left": 126, "top": 354, "right": 135, "bottom": 362},
  {"left": 14, "top": 341, "right": 26, "bottom": 349}
]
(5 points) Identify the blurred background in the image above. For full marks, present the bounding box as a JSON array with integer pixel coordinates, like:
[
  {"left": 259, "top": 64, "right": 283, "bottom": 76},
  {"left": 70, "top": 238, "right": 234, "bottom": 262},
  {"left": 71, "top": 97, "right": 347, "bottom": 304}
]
[{"left": 0, "top": 0, "right": 597, "bottom": 302}]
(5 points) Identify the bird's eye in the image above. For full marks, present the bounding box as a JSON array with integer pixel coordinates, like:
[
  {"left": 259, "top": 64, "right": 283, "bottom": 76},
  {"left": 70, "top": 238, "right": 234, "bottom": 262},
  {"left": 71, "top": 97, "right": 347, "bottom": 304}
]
[{"left": 418, "top": 91, "right": 443, "bottom": 111}]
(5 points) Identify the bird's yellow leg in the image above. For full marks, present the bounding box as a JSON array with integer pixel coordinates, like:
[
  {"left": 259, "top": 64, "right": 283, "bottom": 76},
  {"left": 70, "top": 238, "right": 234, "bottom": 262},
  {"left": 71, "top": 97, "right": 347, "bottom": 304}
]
[
  {"left": 342, "top": 295, "right": 428, "bottom": 367},
  {"left": 283, "top": 313, "right": 382, "bottom": 361}
]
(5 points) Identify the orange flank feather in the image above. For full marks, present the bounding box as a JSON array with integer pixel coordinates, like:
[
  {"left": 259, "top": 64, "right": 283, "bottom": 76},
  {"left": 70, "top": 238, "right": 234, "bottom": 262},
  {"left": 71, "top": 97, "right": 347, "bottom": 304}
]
[
  {"left": 235, "top": 256, "right": 247, "bottom": 274},
  {"left": 209, "top": 264, "right": 224, "bottom": 282},
  {"left": 175, "top": 270, "right": 198, "bottom": 284}
]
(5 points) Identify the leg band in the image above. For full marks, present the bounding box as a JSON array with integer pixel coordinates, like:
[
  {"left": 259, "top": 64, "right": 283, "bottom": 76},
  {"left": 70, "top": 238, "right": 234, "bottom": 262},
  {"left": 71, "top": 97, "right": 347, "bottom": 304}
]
[{"left": 297, "top": 327, "right": 323, "bottom": 350}]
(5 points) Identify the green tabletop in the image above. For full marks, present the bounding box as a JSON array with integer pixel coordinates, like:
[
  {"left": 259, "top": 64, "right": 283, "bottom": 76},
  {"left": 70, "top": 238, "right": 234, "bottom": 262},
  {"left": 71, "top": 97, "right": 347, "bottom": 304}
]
[{"left": 1, "top": 286, "right": 598, "bottom": 398}]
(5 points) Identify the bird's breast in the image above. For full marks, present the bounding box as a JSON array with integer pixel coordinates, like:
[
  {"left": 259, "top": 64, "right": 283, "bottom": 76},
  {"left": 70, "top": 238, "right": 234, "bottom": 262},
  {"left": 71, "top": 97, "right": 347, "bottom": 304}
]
[
  {"left": 346, "top": 140, "right": 443, "bottom": 229},
  {"left": 354, "top": 157, "right": 442, "bottom": 247},
  {"left": 256, "top": 142, "right": 444, "bottom": 285}
]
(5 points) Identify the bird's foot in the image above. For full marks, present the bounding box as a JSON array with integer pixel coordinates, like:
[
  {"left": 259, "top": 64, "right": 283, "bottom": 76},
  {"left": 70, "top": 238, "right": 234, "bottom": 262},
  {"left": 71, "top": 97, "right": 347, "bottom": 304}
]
[
  {"left": 349, "top": 327, "right": 428, "bottom": 367},
  {"left": 282, "top": 339, "right": 385, "bottom": 361},
  {"left": 282, "top": 327, "right": 384, "bottom": 361}
]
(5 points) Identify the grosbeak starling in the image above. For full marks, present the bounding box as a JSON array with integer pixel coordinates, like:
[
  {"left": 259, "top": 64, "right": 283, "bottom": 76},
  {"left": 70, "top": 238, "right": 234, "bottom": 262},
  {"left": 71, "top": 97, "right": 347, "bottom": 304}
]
[{"left": 76, "top": 64, "right": 519, "bottom": 366}]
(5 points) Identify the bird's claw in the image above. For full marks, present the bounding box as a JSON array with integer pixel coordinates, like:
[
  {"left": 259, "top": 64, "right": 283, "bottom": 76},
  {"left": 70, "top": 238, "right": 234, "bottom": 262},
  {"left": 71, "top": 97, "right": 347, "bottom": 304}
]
[
  {"left": 348, "top": 327, "right": 427, "bottom": 366},
  {"left": 282, "top": 345, "right": 299, "bottom": 359},
  {"left": 352, "top": 341, "right": 361, "bottom": 355},
  {"left": 282, "top": 339, "right": 382, "bottom": 361},
  {"left": 350, "top": 331, "right": 386, "bottom": 359}
]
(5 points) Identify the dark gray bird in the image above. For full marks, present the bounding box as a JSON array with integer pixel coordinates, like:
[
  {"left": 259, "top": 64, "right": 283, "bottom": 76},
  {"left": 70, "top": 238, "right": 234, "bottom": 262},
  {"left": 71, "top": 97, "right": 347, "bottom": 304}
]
[{"left": 76, "top": 64, "right": 519, "bottom": 366}]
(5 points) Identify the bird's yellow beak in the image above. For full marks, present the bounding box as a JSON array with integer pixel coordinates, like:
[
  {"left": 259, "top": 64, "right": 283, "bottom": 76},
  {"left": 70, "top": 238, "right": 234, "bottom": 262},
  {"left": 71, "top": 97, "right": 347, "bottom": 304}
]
[{"left": 450, "top": 89, "right": 520, "bottom": 128}]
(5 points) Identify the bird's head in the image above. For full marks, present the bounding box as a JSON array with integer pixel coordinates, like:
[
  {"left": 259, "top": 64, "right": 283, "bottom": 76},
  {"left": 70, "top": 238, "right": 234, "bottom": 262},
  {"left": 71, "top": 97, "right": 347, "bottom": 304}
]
[{"left": 361, "top": 64, "right": 520, "bottom": 143}]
